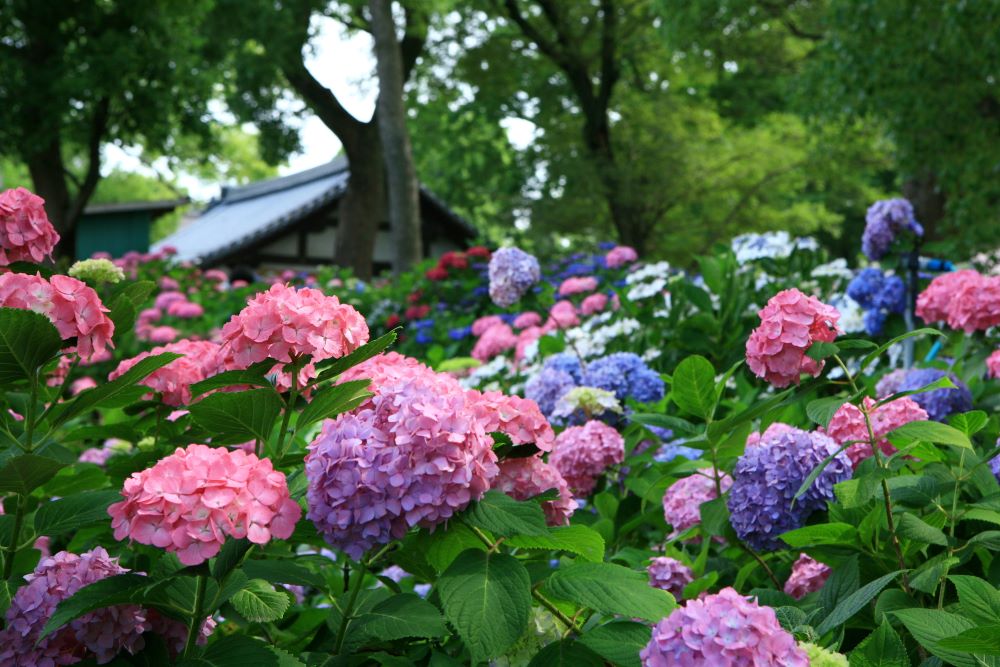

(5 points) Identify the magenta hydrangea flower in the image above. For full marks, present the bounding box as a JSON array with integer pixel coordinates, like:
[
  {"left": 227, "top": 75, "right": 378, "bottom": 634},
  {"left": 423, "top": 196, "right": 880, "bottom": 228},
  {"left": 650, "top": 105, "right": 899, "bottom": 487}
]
[
  {"left": 147, "top": 611, "right": 216, "bottom": 658},
  {"left": 662, "top": 469, "right": 732, "bottom": 539},
  {"left": 306, "top": 365, "right": 498, "bottom": 559},
  {"left": 0, "top": 548, "right": 148, "bottom": 666},
  {"left": 468, "top": 390, "right": 555, "bottom": 451},
  {"left": 0, "top": 187, "right": 60, "bottom": 265},
  {"left": 640, "top": 587, "right": 808, "bottom": 666},
  {"left": 947, "top": 273, "right": 1000, "bottom": 333},
  {"left": 547, "top": 300, "right": 580, "bottom": 329},
  {"left": 493, "top": 455, "right": 577, "bottom": 526},
  {"left": 488, "top": 247, "right": 541, "bottom": 307},
  {"left": 220, "top": 283, "right": 369, "bottom": 367},
  {"left": 167, "top": 300, "right": 204, "bottom": 319},
  {"left": 549, "top": 420, "right": 624, "bottom": 496},
  {"left": 580, "top": 292, "right": 608, "bottom": 316},
  {"left": 745, "top": 289, "right": 841, "bottom": 388},
  {"left": 154, "top": 291, "right": 187, "bottom": 311},
  {"left": 471, "top": 315, "right": 505, "bottom": 336},
  {"left": 558, "top": 276, "right": 598, "bottom": 296},
  {"left": 109, "top": 339, "right": 225, "bottom": 406},
  {"left": 647, "top": 556, "right": 693, "bottom": 601},
  {"left": 512, "top": 311, "right": 542, "bottom": 329},
  {"left": 605, "top": 245, "right": 638, "bottom": 269},
  {"left": 916, "top": 269, "right": 982, "bottom": 324},
  {"left": 0, "top": 272, "right": 114, "bottom": 362},
  {"left": 784, "top": 554, "right": 831, "bottom": 599},
  {"left": 823, "top": 396, "right": 928, "bottom": 467},
  {"left": 746, "top": 422, "right": 796, "bottom": 448},
  {"left": 471, "top": 323, "right": 517, "bottom": 362},
  {"left": 989, "top": 349, "right": 1000, "bottom": 380},
  {"left": 108, "top": 444, "right": 300, "bottom": 565}
]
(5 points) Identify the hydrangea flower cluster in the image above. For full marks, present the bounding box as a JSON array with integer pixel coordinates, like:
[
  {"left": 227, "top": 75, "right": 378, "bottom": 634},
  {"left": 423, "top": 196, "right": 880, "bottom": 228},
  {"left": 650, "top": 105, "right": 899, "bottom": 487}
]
[
  {"left": 493, "top": 456, "right": 577, "bottom": 526},
  {"left": 944, "top": 273, "right": 1000, "bottom": 333},
  {"left": 862, "top": 198, "right": 923, "bottom": 260},
  {"left": 0, "top": 187, "right": 60, "bottom": 265},
  {"left": 579, "top": 352, "right": 664, "bottom": 404},
  {"left": 220, "top": 283, "right": 369, "bottom": 367},
  {"left": 731, "top": 231, "right": 819, "bottom": 264},
  {"left": 471, "top": 315, "right": 505, "bottom": 336},
  {"left": 512, "top": 311, "right": 542, "bottom": 329},
  {"left": 0, "top": 548, "right": 148, "bottom": 666},
  {"left": 109, "top": 339, "right": 225, "bottom": 406},
  {"left": 468, "top": 390, "right": 555, "bottom": 450},
  {"left": 306, "top": 363, "right": 498, "bottom": 558},
  {"left": 746, "top": 422, "right": 796, "bottom": 448},
  {"left": 801, "top": 643, "right": 849, "bottom": 667},
  {"left": 824, "top": 396, "right": 928, "bottom": 466},
  {"left": 745, "top": 289, "right": 841, "bottom": 388},
  {"left": 662, "top": 470, "right": 732, "bottom": 539},
  {"left": 580, "top": 292, "right": 609, "bottom": 315},
  {"left": 524, "top": 367, "right": 577, "bottom": 418},
  {"left": 471, "top": 322, "right": 517, "bottom": 362},
  {"left": 885, "top": 367, "right": 973, "bottom": 421},
  {"left": 549, "top": 420, "right": 624, "bottom": 495},
  {"left": 68, "top": 258, "right": 125, "bottom": 285},
  {"left": 557, "top": 276, "right": 598, "bottom": 296},
  {"left": 551, "top": 386, "right": 622, "bottom": 422},
  {"left": 488, "top": 247, "right": 541, "bottom": 307},
  {"left": 647, "top": 556, "right": 693, "bottom": 600},
  {"left": 640, "top": 587, "right": 808, "bottom": 667},
  {"left": 989, "top": 349, "right": 1000, "bottom": 379},
  {"left": 109, "top": 444, "right": 300, "bottom": 565},
  {"left": 547, "top": 300, "right": 579, "bottom": 328},
  {"left": 728, "top": 428, "right": 851, "bottom": 551},
  {"left": 846, "top": 268, "right": 906, "bottom": 335},
  {"left": 605, "top": 245, "right": 638, "bottom": 268},
  {"left": 0, "top": 272, "right": 114, "bottom": 361},
  {"left": 783, "top": 554, "right": 831, "bottom": 599},
  {"left": 916, "top": 269, "right": 982, "bottom": 324}
]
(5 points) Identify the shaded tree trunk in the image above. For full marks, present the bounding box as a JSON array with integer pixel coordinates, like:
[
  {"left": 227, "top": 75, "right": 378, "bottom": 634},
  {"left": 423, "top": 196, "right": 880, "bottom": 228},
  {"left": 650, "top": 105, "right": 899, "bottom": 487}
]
[
  {"left": 902, "top": 172, "right": 947, "bottom": 240},
  {"left": 335, "top": 124, "right": 385, "bottom": 281},
  {"left": 369, "top": 0, "right": 422, "bottom": 273},
  {"left": 25, "top": 139, "right": 75, "bottom": 259}
]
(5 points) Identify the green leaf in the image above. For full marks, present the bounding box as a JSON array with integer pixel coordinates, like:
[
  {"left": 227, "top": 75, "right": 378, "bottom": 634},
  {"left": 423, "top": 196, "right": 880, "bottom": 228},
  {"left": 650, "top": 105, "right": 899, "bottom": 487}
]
[
  {"left": 211, "top": 538, "right": 253, "bottom": 580},
  {"left": 189, "top": 388, "right": 283, "bottom": 444},
  {"left": 806, "top": 396, "right": 850, "bottom": 428},
  {"left": 230, "top": 579, "right": 291, "bottom": 623},
  {"left": 175, "top": 633, "right": 280, "bottom": 667},
  {"left": 0, "top": 308, "right": 62, "bottom": 384},
  {"left": 241, "top": 559, "right": 323, "bottom": 588},
  {"left": 950, "top": 575, "right": 1000, "bottom": 625},
  {"left": 937, "top": 626, "right": 1000, "bottom": 655},
  {"left": 353, "top": 593, "right": 448, "bottom": 642},
  {"left": 189, "top": 361, "right": 276, "bottom": 397},
  {"left": 314, "top": 329, "right": 398, "bottom": 381},
  {"left": 961, "top": 508, "right": 1000, "bottom": 527},
  {"left": 464, "top": 490, "right": 549, "bottom": 537},
  {"left": 816, "top": 570, "right": 903, "bottom": 635},
  {"left": 897, "top": 513, "right": 949, "bottom": 546},
  {"left": 781, "top": 523, "right": 857, "bottom": 547},
  {"left": 296, "top": 379, "right": 372, "bottom": 430},
  {"left": 545, "top": 562, "right": 676, "bottom": 622},
  {"left": 41, "top": 574, "right": 150, "bottom": 639},
  {"left": 33, "top": 489, "right": 120, "bottom": 535},
  {"left": 893, "top": 608, "right": 984, "bottom": 667},
  {"left": 806, "top": 341, "right": 840, "bottom": 361},
  {"left": 887, "top": 420, "right": 972, "bottom": 449},
  {"left": 505, "top": 525, "right": 606, "bottom": 562},
  {"left": 860, "top": 328, "right": 945, "bottom": 371},
  {"left": 706, "top": 387, "right": 795, "bottom": 441},
  {"left": 579, "top": 621, "right": 649, "bottom": 667},
  {"left": 0, "top": 454, "right": 66, "bottom": 495},
  {"left": 526, "top": 640, "right": 604, "bottom": 667},
  {"left": 967, "top": 531, "right": 1000, "bottom": 549},
  {"left": 950, "top": 411, "right": 989, "bottom": 436},
  {"left": 698, "top": 496, "right": 729, "bottom": 537},
  {"left": 437, "top": 549, "right": 531, "bottom": 664},
  {"left": 849, "top": 619, "right": 909, "bottom": 667},
  {"left": 671, "top": 355, "right": 717, "bottom": 420},
  {"left": 821, "top": 555, "right": 859, "bottom": 615},
  {"left": 629, "top": 413, "right": 699, "bottom": 436},
  {"left": 423, "top": 523, "right": 487, "bottom": 572}
]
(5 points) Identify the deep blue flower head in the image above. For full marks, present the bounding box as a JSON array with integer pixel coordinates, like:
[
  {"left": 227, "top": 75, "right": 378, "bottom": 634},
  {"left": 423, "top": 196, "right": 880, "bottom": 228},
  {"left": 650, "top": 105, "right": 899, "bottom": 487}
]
[
  {"left": 847, "top": 268, "right": 885, "bottom": 309},
  {"left": 863, "top": 309, "right": 887, "bottom": 336},
  {"left": 543, "top": 353, "right": 584, "bottom": 384},
  {"left": 727, "top": 428, "right": 852, "bottom": 551},
  {"left": 524, "top": 368, "right": 576, "bottom": 418},
  {"left": 582, "top": 353, "right": 665, "bottom": 404},
  {"left": 990, "top": 441, "right": 1000, "bottom": 482},
  {"left": 448, "top": 326, "right": 472, "bottom": 341},
  {"left": 472, "top": 285, "right": 489, "bottom": 297},
  {"left": 848, "top": 268, "right": 907, "bottom": 334},
  {"left": 875, "top": 275, "right": 906, "bottom": 313},
  {"left": 598, "top": 241, "right": 617, "bottom": 251},
  {"left": 414, "top": 331, "right": 433, "bottom": 345},
  {"left": 412, "top": 318, "right": 435, "bottom": 330},
  {"left": 896, "top": 368, "right": 973, "bottom": 421},
  {"left": 654, "top": 441, "right": 702, "bottom": 463},
  {"left": 644, "top": 425, "right": 674, "bottom": 441},
  {"left": 862, "top": 198, "right": 924, "bottom": 260}
]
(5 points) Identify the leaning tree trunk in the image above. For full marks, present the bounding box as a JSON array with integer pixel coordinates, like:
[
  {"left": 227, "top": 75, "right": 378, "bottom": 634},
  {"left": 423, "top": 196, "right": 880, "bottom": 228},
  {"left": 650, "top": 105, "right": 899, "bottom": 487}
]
[
  {"left": 334, "top": 125, "right": 385, "bottom": 281},
  {"left": 26, "top": 138, "right": 76, "bottom": 260}
]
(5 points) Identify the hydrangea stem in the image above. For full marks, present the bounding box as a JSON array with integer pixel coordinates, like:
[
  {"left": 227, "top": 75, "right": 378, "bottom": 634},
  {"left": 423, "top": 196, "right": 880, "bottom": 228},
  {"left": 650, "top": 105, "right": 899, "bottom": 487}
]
[
  {"left": 334, "top": 560, "right": 368, "bottom": 654},
  {"left": 272, "top": 363, "right": 300, "bottom": 459},
  {"left": 2, "top": 495, "right": 25, "bottom": 579},
  {"left": 183, "top": 574, "right": 208, "bottom": 658}
]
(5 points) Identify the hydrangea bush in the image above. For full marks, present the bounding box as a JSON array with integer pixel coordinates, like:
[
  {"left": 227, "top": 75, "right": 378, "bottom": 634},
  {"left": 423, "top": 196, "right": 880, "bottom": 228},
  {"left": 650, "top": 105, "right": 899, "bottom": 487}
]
[{"left": 0, "top": 186, "right": 998, "bottom": 665}]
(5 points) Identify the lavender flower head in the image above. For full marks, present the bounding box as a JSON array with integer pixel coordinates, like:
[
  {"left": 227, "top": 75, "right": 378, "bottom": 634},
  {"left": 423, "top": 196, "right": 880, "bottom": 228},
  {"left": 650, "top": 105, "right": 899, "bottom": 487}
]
[
  {"left": 894, "top": 367, "right": 973, "bottom": 421},
  {"left": 647, "top": 557, "right": 693, "bottom": 601},
  {"left": 862, "top": 198, "right": 924, "bottom": 260},
  {"left": 524, "top": 367, "right": 577, "bottom": 418},
  {"left": 728, "top": 428, "right": 852, "bottom": 551},
  {"left": 582, "top": 352, "right": 665, "bottom": 404},
  {"left": 488, "top": 247, "right": 541, "bottom": 307},
  {"left": 543, "top": 352, "right": 584, "bottom": 383}
]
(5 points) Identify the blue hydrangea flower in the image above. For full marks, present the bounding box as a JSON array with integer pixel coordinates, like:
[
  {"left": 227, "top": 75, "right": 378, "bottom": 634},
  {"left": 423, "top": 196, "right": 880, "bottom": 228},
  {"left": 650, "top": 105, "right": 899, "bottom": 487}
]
[
  {"left": 728, "top": 429, "right": 852, "bottom": 551},
  {"left": 863, "top": 309, "right": 887, "bottom": 336},
  {"left": 543, "top": 353, "right": 584, "bottom": 384},
  {"left": 847, "top": 268, "right": 885, "bottom": 308},
  {"left": 655, "top": 441, "right": 702, "bottom": 463},
  {"left": 862, "top": 198, "right": 924, "bottom": 260},
  {"left": 896, "top": 368, "right": 973, "bottom": 421},
  {"left": 847, "top": 268, "right": 907, "bottom": 335},
  {"left": 524, "top": 368, "right": 577, "bottom": 418},
  {"left": 582, "top": 353, "right": 665, "bottom": 404},
  {"left": 448, "top": 326, "right": 472, "bottom": 341}
]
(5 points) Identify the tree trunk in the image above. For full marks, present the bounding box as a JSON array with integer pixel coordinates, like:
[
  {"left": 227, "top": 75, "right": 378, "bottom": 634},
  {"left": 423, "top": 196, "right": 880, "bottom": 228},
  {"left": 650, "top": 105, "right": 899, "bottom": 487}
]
[
  {"left": 26, "top": 138, "right": 76, "bottom": 260},
  {"left": 369, "top": 0, "right": 422, "bottom": 274},
  {"left": 902, "top": 172, "right": 947, "bottom": 240},
  {"left": 334, "top": 125, "right": 385, "bottom": 281}
]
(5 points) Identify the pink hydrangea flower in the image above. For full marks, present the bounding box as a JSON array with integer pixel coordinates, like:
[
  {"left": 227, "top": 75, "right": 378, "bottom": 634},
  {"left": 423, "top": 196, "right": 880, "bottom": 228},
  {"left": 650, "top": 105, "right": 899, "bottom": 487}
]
[
  {"left": 647, "top": 556, "right": 694, "bottom": 601},
  {"left": 71, "top": 376, "right": 98, "bottom": 395},
  {"left": 108, "top": 444, "right": 301, "bottom": 565},
  {"left": 512, "top": 311, "right": 542, "bottom": 329},
  {"left": 916, "top": 269, "right": 982, "bottom": 323},
  {"left": 640, "top": 587, "right": 808, "bottom": 666},
  {"left": 746, "top": 422, "right": 796, "bottom": 448},
  {"left": 203, "top": 269, "right": 227, "bottom": 282},
  {"left": 0, "top": 187, "right": 60, "bottom": 265},
  {"left": 580, "top": 292, "right": 608, "bottom": 316},
  {"left": 154, "top": 291, "right": 187, "bottom": 311},
  {"left": 549, "top": 420, "right": 624, "bottom": 495},
  {"left": 823, "top": 396, "right": 928, "bottom": 467},
  {"left": 167, "top": 300, "right": 204, "bottom": 319},
  {"left": 159, "top": 277, "right": 180, "bottom": 290},
  {"left": 605, "top": 245, "right": 638, "bottom": 269},
  {"left": 745, "top": 289, "right": 841, "bottom": 388},
  {"left": 662, "top": 469, "right": 732, "bottom": 539},
  {"left": 471, "top": 315, "right": 505, "bottom": 336},
  {"left": 109, "top": 339, "right": 225, "bottom": 406},
  {"left": 0, "top": 548, "right": 148, "bottom": 666},
  {"left": 948, "top": 274, "right": 1000, "bottom": 333},
  {"left": 515, "top": 325, "right": 545, "bottom": 361},
  {"left": 989, "top": 349, "right": 1000, "bottom": 379},
  {"left": 471, "top": 323, "right": 517, "bottom": 362},
  {"left": 221, "top": 283, "right": 369, "bottom": 368},
  {"left": 138, "top": 307, "right": 162, "bottom": 323},
  {"left": 547, "top": 300, "right": 580, "bottom": 329},
  {"left": 784, "top": 554, "right": 831, "bottom": 599},
  {"left": 145, "top": 325, "right": 180, "bottom": 344},
  {"left": 306, "top": 365, "right": 498, "bottom": 558},
  {"left": 493, "top": 456, "right": 576, "bottom": 525},
  {"left": 0, "top": 272, "right": 114, "bottom": 362},
  {"left": 558, "top": 276, "right": 598, "bottom": 296},
  {"left": 468, "top": 390, "right": 555, "bottom": 451}
]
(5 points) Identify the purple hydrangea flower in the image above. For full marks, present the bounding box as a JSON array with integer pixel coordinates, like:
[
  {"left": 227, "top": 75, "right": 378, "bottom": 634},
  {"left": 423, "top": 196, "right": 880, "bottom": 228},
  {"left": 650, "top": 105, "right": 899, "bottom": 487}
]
[
  {"left": 488, "top": 247, "right": 541, "bottom": 307},
  {"left": 862, "top": 198, "right": 924, "bottom": 260},
  {"left": 647, "top": 557, "right": 693, "bottom": 600},
  {"left": 524, "top": 368, "right": 577, "bottom": 418},
  {"left": 728, "top": 428, "right": 852, "bottom": 551},
  {"left": 895, "top": 367, "right": 973, "bottom": 421},
  {"left": 582, "top": 352, "right": 665, "bottom": 404}
]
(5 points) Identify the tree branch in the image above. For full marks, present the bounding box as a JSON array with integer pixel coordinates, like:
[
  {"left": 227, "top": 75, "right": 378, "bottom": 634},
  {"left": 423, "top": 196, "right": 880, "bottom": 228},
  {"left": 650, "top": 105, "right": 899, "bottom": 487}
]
[
  {"left": 67, "top": 97, "right": 110, "bottom": 225},
  {"left": 400, "top": 2, "right": 428, "bottom": 81},
  {"left": 597, "top": 0, "right": 619, "bottom": 110}
]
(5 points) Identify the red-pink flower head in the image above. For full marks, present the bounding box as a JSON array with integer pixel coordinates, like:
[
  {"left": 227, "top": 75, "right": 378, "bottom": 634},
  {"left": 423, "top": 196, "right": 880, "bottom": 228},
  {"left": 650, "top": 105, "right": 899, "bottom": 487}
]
[
  {"left": 783, "top": 554, "right": 831, "bottom": 599},
  {"left": 154, "top": 291, "right": 187, "bottom": 311},
  {"left": 605, "top": 245, "right": 638, "bottom": 269},
  {"left": 471, "top": 323, "right": 517, "bottom": 362},
  {"left": 468, "top": 390, "right": 555, "bottom": 451},
  {"left": 916, "top": 269, "right": 981, "bottom": 323},
  {"left": 493, "top": 456, "right": 577, "bottom": 526},
  {"left": 988, "top": 349, "right": 1000, "bottom": 380},
  {"left": 745, "top": 288, "right": 841, "bottom": 387},
  {"left": 0, "top": 187, "right": 60, "bottom": 265},
  {"left": 221, "top": 283, "right": 369, "bottom": 368},
  {"left": 662, "top": 469, "right": 732, "bottom": 540},
  {"left": 549, "top": 420, "right": 624, "bottom": 495},
  {"left": 580, "top": 292, "right": 608, "bottom": 316},
  {"left": 108, "top": 444, "right": 300, "bottom": 565},
  {"left": 472, "top": 315, "right": 505, "bottom": 337},
  {"left": 823, "top": 396, "right": 928, "bottom": 467},
  {"left": 948, "top": 274, "right": 1000, "bottom": 333},
  {"left": 512, "top": 311, "right": 542, "bottom": 330},
  {"left": 109, "top": 340, "right": 225, "bottom": 406},
  {"left": 558, "top": 276, "right": 598, "bottom": 297},
  {"left": 547, "top": 300, "right": 580, "bottom": 329},
  {"left": 145, "top": 325, "right": 179, "bottom": 344},
  {"left": 167, "top": 300, "right": 204, "bottom": 319},
  {"left": 0, "top": 272, "right": 114, "bottom": 362}
]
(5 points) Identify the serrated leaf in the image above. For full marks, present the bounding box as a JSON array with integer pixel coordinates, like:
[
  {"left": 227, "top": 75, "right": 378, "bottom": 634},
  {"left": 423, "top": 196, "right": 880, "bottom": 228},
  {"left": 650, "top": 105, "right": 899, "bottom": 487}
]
[
  {"left": 33, "top": 489, "right": 120, "bottom": 535},
  {"left": 950, "top": 575, "right": 1000, "bottom": 625},
  {"left": 189, "top": 388, "right": 283, "bottom": 444},
  {"left": 545, "top": 562, "right": 675, "bottom": 622},
  {"left": 175, "top": 633, "right": 281, "bottom": 667},
  {"left": 189, "top": 361, "right": 276, "bottom": 397},
  {"left": 816, "top": 570, "right": 904, "bottom": 635},
  {"left": 464, "top": 490, "right": 548, "bottom": 537},
  {"left": 0, "top": 454, "right": 66, "bottom": 495},
  {"left": 230, "top": 578, "right": 290, "bottom": 622},
  {"left": 423, "top": 522, "right": 488, "bottom": 572},
  {"left": 897, "top": 513, "right": 949, "bottom": 546},
  {"left": 806, "top": 341, "right": 840, "bottom": 361},
  {"left": 296, "top": 379, "right": 372, "bottom": 430},
  {"left": 0, "top": 307, "right": 62, "bottom": 384},
  {"left": 937, "top": 625, "right": 1000, "bottom": 655},
  {"left": 506, "top": 525, "right": 606, "bottom": 562},
  {"left": 892, "top": 608, "right": 984, "bottom": 667},
  {"left": 781, "top": 523, "right": 857, "bottom": 547},
  {"left": 314, "top": 329, "right": 398, "bottom": 381},
  {"left": 671, "top": 355, "right": 717, "bottom": 420},
  {"left": 887, "top": 420, "right": 972, "bottom": 449},
  {"left": 241, "top": 559, "right": 323, "bottom": 588},
  {"left": 629, "top": 413, "right": 699, "bottom": 436},
  {"left": 353, "top": 593, "right": 448, "bottom": 642},
  {"left": 849, "top": 619, "right": 909, "bottom": 667},
  {"left": 579, "top": 621, "right": 649, "bottom": 667},
  {"left": 806, "top": 395, "right": 850, "bottom": 428},
  {"left": 437, "top": 550, "right": 531, "bottom": 663},
  {"left": 950, "top": 411, "right": 989, "bottom": 436}
]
